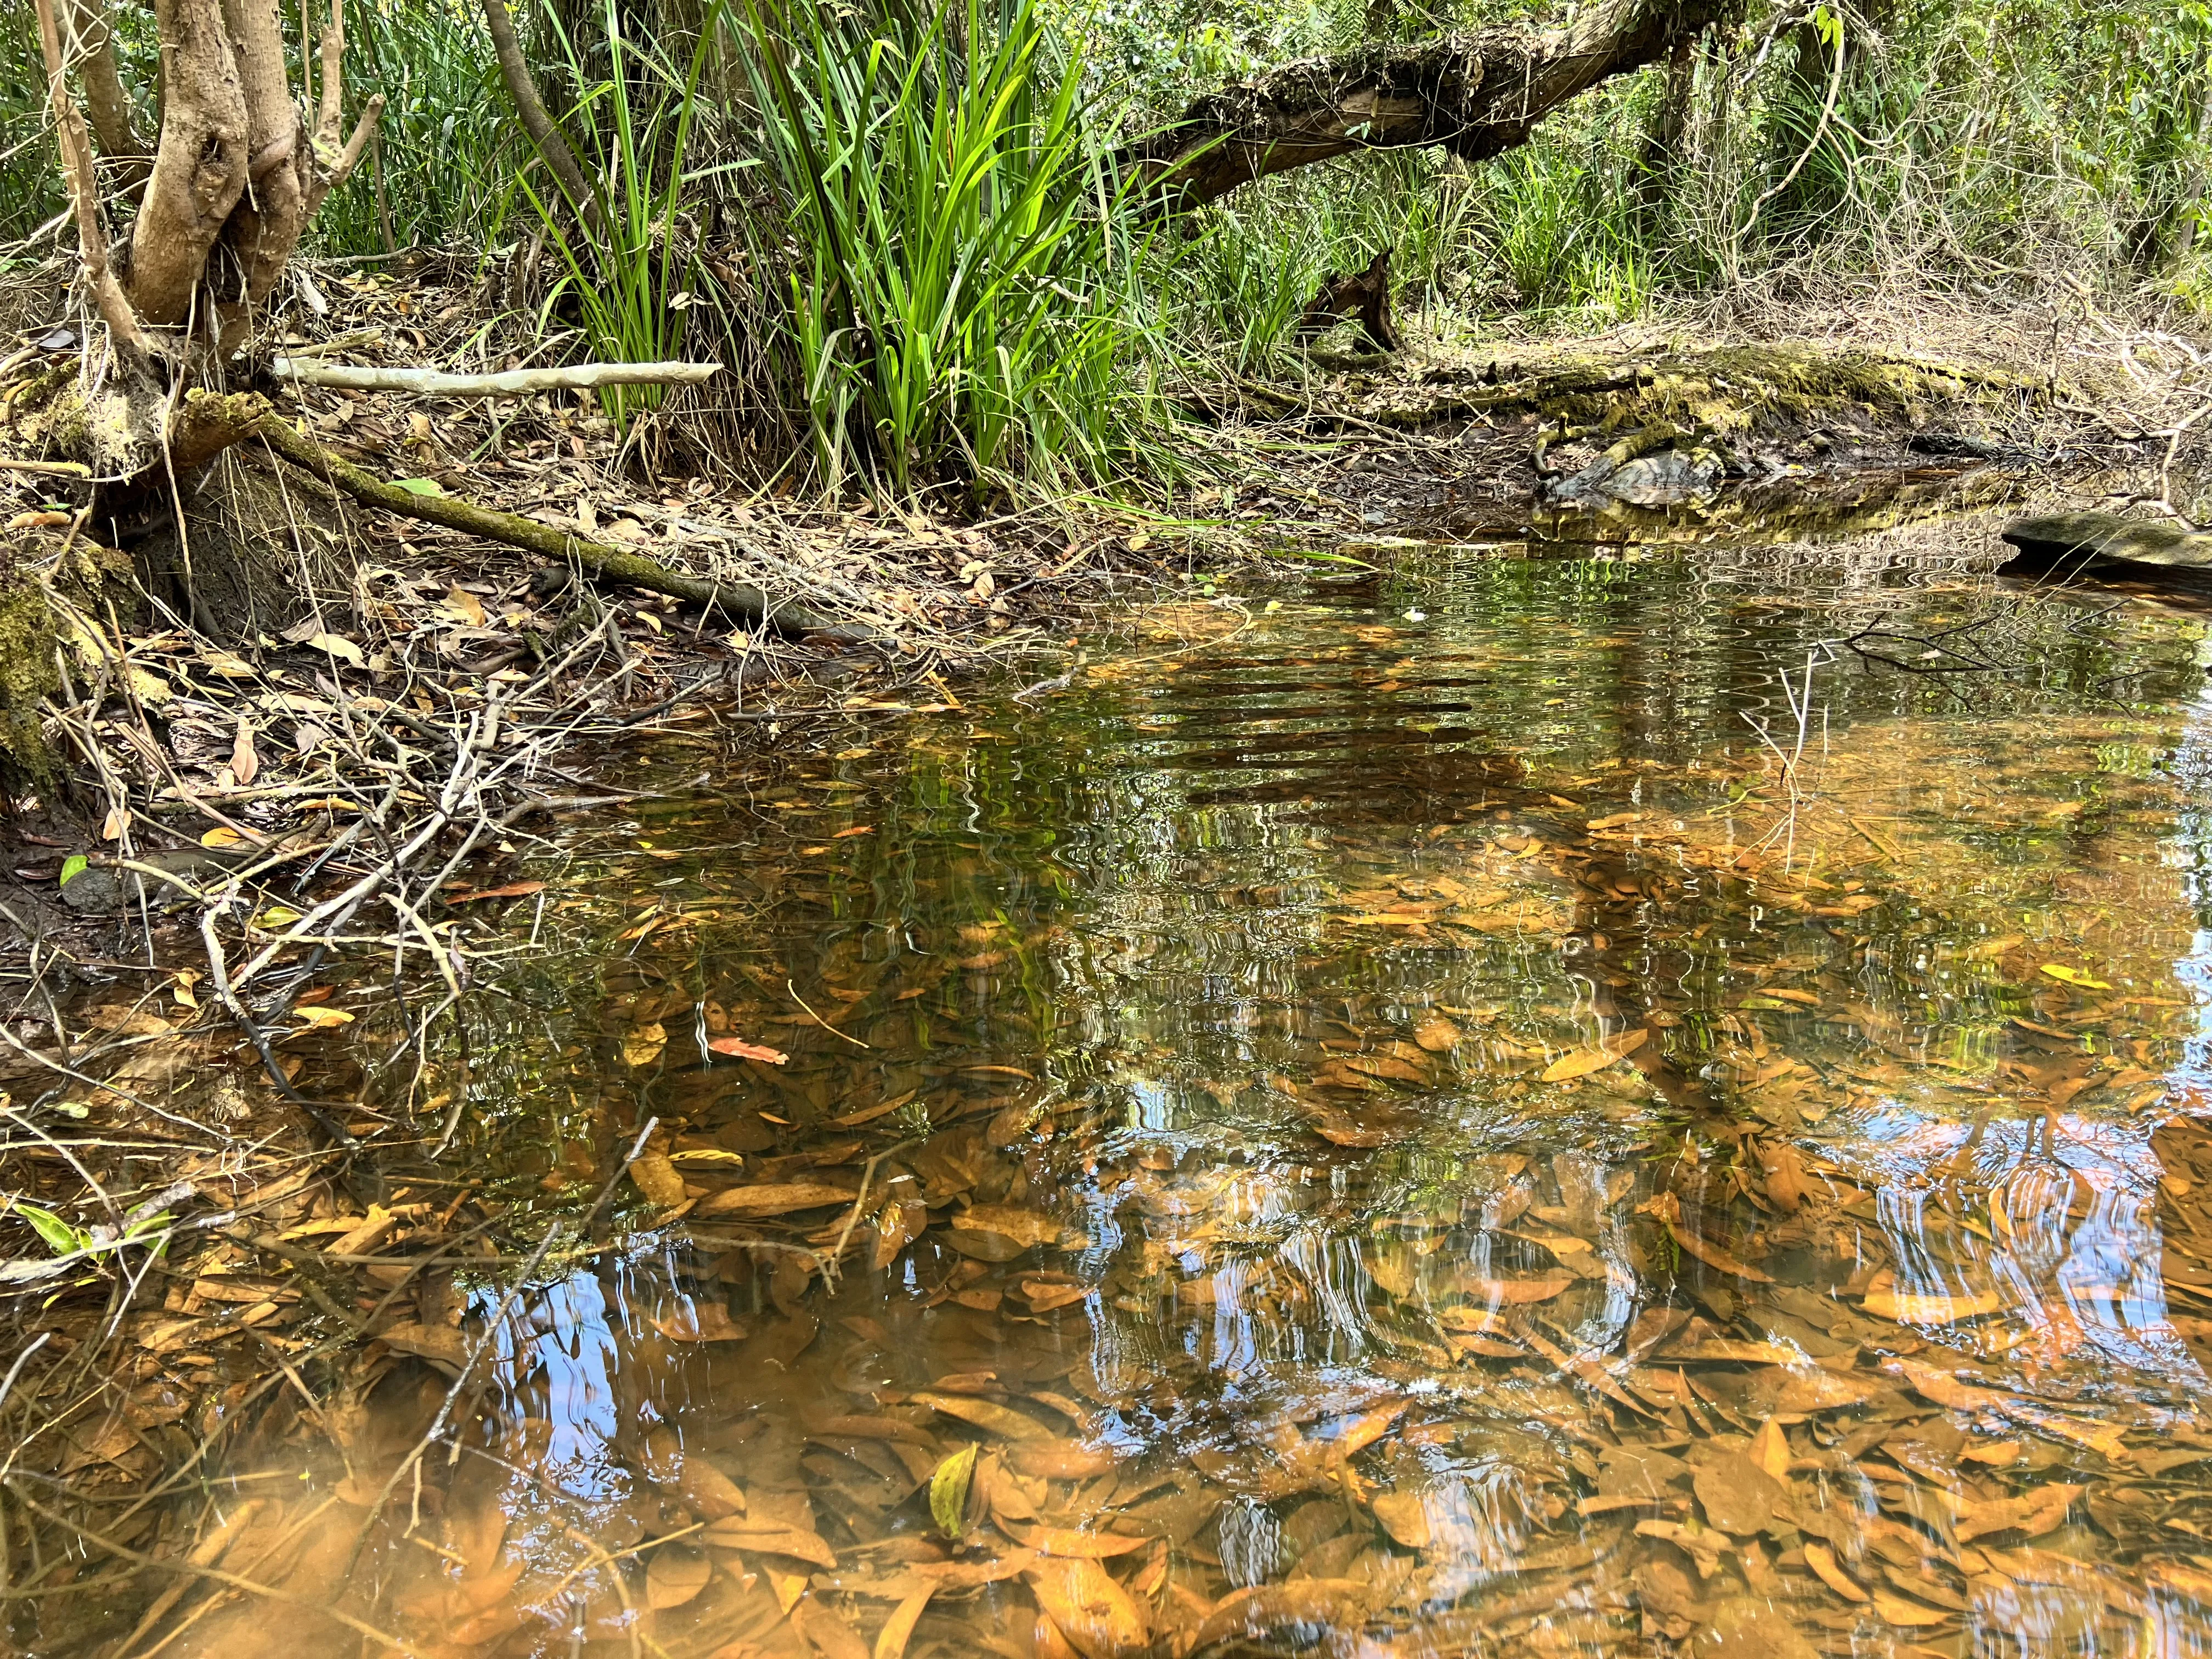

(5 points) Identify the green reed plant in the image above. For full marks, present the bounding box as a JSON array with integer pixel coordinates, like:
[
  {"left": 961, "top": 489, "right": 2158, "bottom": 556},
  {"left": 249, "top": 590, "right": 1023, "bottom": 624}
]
[
  {"left": 735, "top": 0, "right": 1159, "bottom": 494},
  {"left": 516, "top": 0, "right": 732, "bottom": 426},
  {"left": 315, "top": 0, "right": 516, "bottom": 255}
]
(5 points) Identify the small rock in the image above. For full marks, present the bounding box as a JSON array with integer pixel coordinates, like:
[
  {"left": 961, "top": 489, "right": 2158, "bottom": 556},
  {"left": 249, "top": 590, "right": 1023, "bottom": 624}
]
[{"left": 59, "top": 867, "right": 122, "bottom": 914}]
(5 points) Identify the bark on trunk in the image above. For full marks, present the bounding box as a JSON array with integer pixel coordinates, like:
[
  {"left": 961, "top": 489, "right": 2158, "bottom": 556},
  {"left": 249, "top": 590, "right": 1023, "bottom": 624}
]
[
  {"left": 482, "top": 0, "right": 602, "bottom": 231},
  {"left": 61, "top": 0, "right": 148, "bottom": 189},
  {"left": 1125, "top": 0, "right": 1727, "bottom": 213},
  {"left": 127, "top": 0, "right": 251, "bottom": 324}
]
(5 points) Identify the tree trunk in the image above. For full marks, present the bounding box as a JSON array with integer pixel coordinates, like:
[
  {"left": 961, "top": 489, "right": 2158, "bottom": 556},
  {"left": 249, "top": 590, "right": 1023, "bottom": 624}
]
[
  {"left": 1125, "top": 0, "right": 1728, "bottom": 213},
  {"left": 482, "top": 0, "right": 601, "bottom": 230},
  {"left": 36, "top": 0, "right": 382, "bottom": 380},
  {"left": 60, "top": 0, "right": 149, "bottom": 191}
]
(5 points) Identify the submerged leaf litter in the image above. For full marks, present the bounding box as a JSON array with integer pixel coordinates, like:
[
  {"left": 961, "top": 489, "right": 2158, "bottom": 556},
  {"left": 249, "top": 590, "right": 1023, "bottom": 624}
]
[{"left": 31, "top": 526, "right": 2212, "bottom": 1658}]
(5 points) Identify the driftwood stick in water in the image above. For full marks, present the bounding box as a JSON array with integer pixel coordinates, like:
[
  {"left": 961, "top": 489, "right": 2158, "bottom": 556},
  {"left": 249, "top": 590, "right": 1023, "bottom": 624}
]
[
  {"left": 269, "top": 359, "right": 721, "bottom": 397},
  {"left": 176, "top": 391, "right": 862, "bottom": 638}
]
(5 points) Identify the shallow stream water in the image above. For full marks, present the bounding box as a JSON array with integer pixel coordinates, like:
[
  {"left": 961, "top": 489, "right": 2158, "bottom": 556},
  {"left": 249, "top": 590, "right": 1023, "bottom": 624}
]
[{"left": 65, "top": 520, "right": 2212, "bottom": 1658}]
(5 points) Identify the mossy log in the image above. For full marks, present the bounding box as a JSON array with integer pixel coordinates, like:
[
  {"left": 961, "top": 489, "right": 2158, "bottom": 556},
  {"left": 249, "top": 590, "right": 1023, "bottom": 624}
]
[{"left": 182, "top": 391, "right": 867, "bottom": 638}]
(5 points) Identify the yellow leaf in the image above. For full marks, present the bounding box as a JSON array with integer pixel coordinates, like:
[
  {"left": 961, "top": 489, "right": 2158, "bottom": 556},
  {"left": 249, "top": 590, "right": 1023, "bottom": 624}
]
[
  {"left": 200, "top": 826, "right": 245, "bottom": 849},
  {"left": 295, "top": 1006, "right": 355, "bottom": 1028},
  {"left": 636, "top": 610, "right": 664, "bottom": 634},
  {"left": 1747, "top": 1417, "right": 1791, "bottom": 1480},
  {"left": 1539, "top": 1028, "right": 1647, "bottom": 1081},
  {"left": 2040, "top": 964, "right": 2111, "bottom": 990},
  {"left": 307, "top": 633, "right": 366, "bottom": 667},
  {"left": 622, "top": 1022, "right": 668, "bottom": 1068},
  {"left": 256, "top": 906, "right": 303, "bottom": 926},
  {"left": 442, "top": 586, "right": 487, "bottom": 628}
]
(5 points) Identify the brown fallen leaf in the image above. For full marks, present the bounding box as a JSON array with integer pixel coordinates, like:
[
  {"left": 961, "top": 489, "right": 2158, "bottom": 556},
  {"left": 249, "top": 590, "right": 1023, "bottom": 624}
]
[
  {"left": 444, "top": 586, "right": 488, "bottom": 628},
  {"left": 622, "top": 1022, "right": 668, "bottom": 1068},
  {"left": 1193, "top": 1580, "right": 1372, "bottom": 1651},
  {"left": 1371, "top": 1491, "right": 1431, "bottom": 1549},
  {"left": 646, "top": 1544, "right": 713, "bottom": 1610},
  {"left": 692, "top": 1182, "right": 857, "bottom": 1218},
  {"left": 700, "top": 1515, "right": 839, "bottom": 1569},
  {"left": 1803, "top": 1541, "right": 1869, "bottom": 1602},
  {"left": 911, "top": 1393, "right": 1052, "bottom": 1442},
  {"left": 1025, "top": 1558, "right": 1147, "bottom": 1658},
  {"left": 1015, "top": 1526, "right": 1150, "bottom": 1560},
  {"left": 873, "top": 1588, "right": 934, "bottom": 1659},
  {"left": 230, "top": 722, "right": 260, "bottom": 787},
  {"left": 1746, "top": 1419, "right": 1790, "bottom": 1480},
  {"left": 1863, "top": 1268, "right": 2002, "bottom": 1324}
]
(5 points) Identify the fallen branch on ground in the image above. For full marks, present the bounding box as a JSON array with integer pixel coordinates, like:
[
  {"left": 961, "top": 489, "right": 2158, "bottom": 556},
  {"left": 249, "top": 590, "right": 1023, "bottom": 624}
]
[
  {"left": 268, "top": 359, "right": 721, "bottom": 396},
  {"left": 181, "top": 390, "right": 866, "bottom": 639}
]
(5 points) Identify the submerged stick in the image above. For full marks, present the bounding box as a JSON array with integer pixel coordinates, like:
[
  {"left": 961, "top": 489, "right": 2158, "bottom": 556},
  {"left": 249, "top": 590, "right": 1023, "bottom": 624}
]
[
  {"left": 177, "top": 390, "right": 862, "bottom": 637},
  {"left": 268, "top": 359, "right": 721, "bottom": 397}
]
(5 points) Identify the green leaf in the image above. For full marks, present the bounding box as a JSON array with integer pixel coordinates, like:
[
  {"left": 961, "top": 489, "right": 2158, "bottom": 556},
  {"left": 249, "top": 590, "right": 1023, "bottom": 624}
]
[
  {"left": 58, "top": 855, "right": 87, "bottom": 887},
  {"left": 393, "top": 477, "right": 446, "bottom": 497},
  {"left": 13, "top": 1202, "right": 90, "bottom": 1257},
  {"left": 929, "top": 1443, "right": 978, "bottom": 1539}
]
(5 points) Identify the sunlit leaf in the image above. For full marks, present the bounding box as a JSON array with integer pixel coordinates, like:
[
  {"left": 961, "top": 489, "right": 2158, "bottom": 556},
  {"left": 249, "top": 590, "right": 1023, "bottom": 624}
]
[
  {"left": 929, "top": 1442, "right": 977, "bottom": 1538},
  {"left": 706, "top": 1036, "right": 789, "bottom": 1063}
]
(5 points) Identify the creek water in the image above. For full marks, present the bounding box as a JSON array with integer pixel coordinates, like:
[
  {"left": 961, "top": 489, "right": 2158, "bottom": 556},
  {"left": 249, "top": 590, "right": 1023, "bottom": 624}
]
[{"left": 63, "top": 520, "right": 2212, "bottom": 1658}]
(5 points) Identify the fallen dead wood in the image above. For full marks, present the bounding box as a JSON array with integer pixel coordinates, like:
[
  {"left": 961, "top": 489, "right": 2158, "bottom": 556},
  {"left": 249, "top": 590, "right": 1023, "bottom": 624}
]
[
  {"left": 1126, "top": 0, "right": 1724, "bottom": 212},
  {"left": 268, "top": 359, "right": 722, "bottom": 396},
  {"left": 182, "top": 390, "right": 866, "bottom": 638}
]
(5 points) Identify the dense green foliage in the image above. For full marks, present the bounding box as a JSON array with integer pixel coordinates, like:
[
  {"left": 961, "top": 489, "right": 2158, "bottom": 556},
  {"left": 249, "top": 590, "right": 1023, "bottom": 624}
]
[
  {"left": 3, "top": 0, "right": 2208, "bottom": 487},
  {"left": 735, "top": 0, "right": 1159, "bottom": 490}
]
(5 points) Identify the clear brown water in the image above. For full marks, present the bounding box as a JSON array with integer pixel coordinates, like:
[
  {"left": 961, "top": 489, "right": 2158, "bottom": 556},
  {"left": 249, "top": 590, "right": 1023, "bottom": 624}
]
[{"left": 55, "top": 526, "right": 2212, "bottom": 1658}]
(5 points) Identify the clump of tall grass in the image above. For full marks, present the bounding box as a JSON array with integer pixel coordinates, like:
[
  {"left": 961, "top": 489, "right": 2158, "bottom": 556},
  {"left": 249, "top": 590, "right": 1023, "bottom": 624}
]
[
  {"left": 510, "top": 0, "right": 735, "bottom": 427},
  {"left": 313, "top": 0, "right": 516, "bottom": 256},
  {"left": 734, "top": 0, "right": 1163, "bottom": 495}
]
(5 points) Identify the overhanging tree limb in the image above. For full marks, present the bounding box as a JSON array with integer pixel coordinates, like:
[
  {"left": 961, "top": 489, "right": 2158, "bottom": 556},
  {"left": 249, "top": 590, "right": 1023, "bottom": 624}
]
[{"left": 1125, "top": 0, "right": 1729, "bottom": 213}]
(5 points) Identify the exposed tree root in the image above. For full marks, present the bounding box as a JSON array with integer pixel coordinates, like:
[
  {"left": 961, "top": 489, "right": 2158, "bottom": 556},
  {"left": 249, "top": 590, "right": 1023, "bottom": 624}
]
[{"left": 181, "top": 391, "right": 870, "bottom": 640}]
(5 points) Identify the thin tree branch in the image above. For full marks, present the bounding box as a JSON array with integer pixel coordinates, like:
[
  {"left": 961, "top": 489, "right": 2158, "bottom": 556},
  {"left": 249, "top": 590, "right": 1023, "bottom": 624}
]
[{"left": 32, "top": 0, "right": 148, "bottom": 357}]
